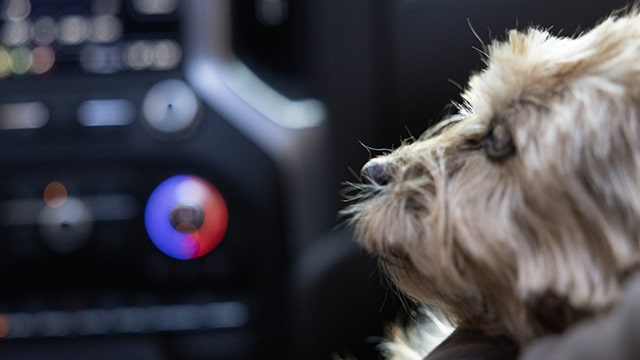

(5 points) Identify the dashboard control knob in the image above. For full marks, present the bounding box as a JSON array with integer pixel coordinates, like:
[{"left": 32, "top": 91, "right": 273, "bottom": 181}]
[
  {"left": 38, "top": 197, "right": 93, "bottom": 254},
  {"left": 169, "top": 204, "right": 205, "bottom": 233},
  {"left": 142, "top": 79, "right": 200, "bottom": 135},
  {"left": 144, "top": 175, "right": 228, "bottom": 260}
]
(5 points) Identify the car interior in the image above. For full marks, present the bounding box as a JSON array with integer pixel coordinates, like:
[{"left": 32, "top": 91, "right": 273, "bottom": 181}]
[{"left": 0, "top": 0, "right": 633, "bottom": 359}]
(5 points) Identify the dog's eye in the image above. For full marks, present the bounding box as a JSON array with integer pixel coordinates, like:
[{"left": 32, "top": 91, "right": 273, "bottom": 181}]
[{"left": 484, "top": 119, "right": 515, "bottom": 161}]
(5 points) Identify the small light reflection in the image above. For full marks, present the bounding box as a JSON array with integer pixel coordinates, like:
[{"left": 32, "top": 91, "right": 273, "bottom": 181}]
[
  {"left": 2, "top": 0, "right": 31, "bottom": 21},
  {"left": 133, "top": 0, "right": 179, "bottom": 15},
  {"left": 124, "top": 40, "right": 153, "bottom": 70},
  {"left": 58, "top": 15, "right": 91, "bottom": 45},
  {"left": 124, "top": 39, "right": 182, "bottom": 71},
  {"left": 43, "top": 181, "right": 68, "bottom": 208},
  {"left": 91, "top": 15, "right": 122, "bottom": 43},
  {"left": 33, "top": 16, "right": 56, "bottom": 46},
  {"left": 77, "top": 99, "right": 135, "bottom": 127},
  {"left": 80, "top": 44, "right": 122, "bottom": 73},
  {"left": 0, "top": 102, "right": 48, "bottom": 129},
  {"left": 8, "top": 46, "right": 31, "bottom": 75},
  {"left": 30, "top": 45, "right": 54, "bottom": 74},
  {"left": 0, "top": 47, "right": 10, "bottom": 78},
  {"left": 151, "top": 39, "right": 181, "bottom": 70},
  {"left": 1, "top": 19, "right": 33, "bottom": 46},
  {"left": 0, "top": 314, "right": 10, "bottom": 338}
]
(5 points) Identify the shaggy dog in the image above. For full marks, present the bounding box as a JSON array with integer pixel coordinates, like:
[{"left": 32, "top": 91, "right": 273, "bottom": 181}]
[{"left": 344, "top": 9, "right": 640, "bottom": 359}]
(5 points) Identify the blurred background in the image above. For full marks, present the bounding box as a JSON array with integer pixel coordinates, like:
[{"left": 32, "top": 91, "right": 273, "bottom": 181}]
[{"left": 0, "top": 0, "right": 632, "bottom": 359}]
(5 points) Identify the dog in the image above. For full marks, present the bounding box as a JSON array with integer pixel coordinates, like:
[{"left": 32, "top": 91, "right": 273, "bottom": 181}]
[{"left": 343, "top": 8, "right": 640, "bottom": 359}]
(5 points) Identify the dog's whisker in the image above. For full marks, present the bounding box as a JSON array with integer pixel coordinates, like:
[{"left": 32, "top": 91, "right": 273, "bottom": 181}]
[
  {"left": 467, "top": 18, "right": 487, "bottom": 52},
  {"left": 346, "top": 166, "right": 361, "bottom": 181},
  {"left": 471, "top": 45, "right": 489, "bottom": 59},
  {"left": 403, "top": 125, "right": 417, "bottom": 143},
  {"left": 359, "top": 141, "right": 394, "bottom": 156},
  {"left": 447, "top": 78, "right": 464, "bottom": 91}
]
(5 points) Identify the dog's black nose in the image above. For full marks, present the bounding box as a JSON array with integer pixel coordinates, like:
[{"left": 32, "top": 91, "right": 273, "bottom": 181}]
[{"left": 361, "top": 160, "right": 394, "bottom": 185}]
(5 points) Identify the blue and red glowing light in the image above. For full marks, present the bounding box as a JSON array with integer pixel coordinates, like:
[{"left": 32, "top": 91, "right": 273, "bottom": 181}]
[{"left": 144, "top": 175, "right": 228, "bottom": 260}]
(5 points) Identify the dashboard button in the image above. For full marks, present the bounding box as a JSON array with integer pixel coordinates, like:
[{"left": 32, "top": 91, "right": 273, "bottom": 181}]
[
  {"left": 77, "top": 99, "right": 136, "bottom": 127},
  {"left": 144, "top": 175, "right": 228, "bottom": 260},
  {"left": 142, "top": 79, "right": 200, "bottom": 135},
  {"left": 0, "top": 102, "right": 48, "bottom": 130}
]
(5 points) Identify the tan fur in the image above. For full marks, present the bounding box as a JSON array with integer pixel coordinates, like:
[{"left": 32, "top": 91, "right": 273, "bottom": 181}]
[{"left": 344, "top": 10, "right": 640, "bottom": 348}]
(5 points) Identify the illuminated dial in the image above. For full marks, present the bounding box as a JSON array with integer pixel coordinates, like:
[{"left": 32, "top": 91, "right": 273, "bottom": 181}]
[{"left": 144, "top": 175, "right": 228, "bottom": 260}]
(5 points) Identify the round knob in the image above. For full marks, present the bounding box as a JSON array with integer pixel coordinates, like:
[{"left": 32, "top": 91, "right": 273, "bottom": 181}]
[
  {"left": 170, "top": 204, "right": 205, "bottom": 233},
  {"left": 38, "top": 197, "right": 93, "bottom": 254},
  {"left": 144, "top": 175, "right": 228, "bottom": 260},
  {"left": 142, "top": 79, "right": 200, "bottom": 135}
]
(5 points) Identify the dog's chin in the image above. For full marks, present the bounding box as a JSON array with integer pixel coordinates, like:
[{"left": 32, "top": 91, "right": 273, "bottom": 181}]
[
  {"left": 345, "top": 182, "right": 425, "bottom": 254},
  {"left": 353, "top": 194, "right": 607, "bottom": 345}
]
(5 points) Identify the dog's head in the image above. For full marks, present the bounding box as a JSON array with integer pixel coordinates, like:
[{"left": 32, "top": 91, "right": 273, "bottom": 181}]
[{"left": 345, "top": 12, "right": 640, "bottom": 343}]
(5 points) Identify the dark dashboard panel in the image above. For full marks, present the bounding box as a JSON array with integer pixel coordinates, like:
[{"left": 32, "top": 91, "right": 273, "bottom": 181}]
[{"left": 0, "top": 1, "right": 289, "bottom": 358}]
